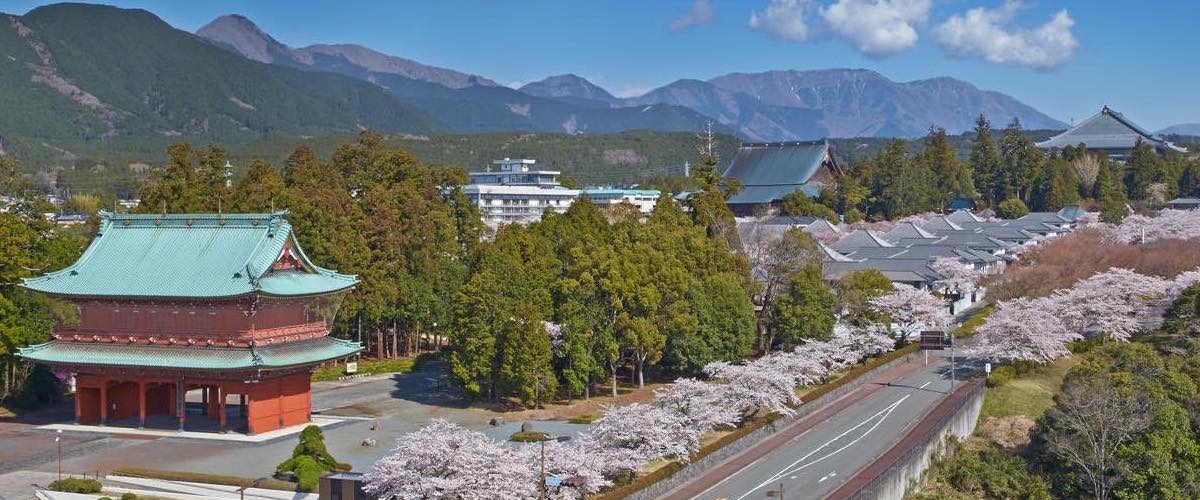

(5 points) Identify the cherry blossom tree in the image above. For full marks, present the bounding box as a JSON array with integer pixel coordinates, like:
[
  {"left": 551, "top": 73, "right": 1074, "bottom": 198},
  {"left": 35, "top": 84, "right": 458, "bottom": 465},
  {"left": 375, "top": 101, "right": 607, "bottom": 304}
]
[
  {"left": 515, "top": 440, "right": 610, "bottom": 498},
  {"left": 702, "top": 360, "right": 801, "bottom": 417},
  {"left": 576, "top": 403, "right": 701, "bottom": 470},
  {"left": 968, "top": 297, "right": 1081, "bottom": 364},
  {"left": 1055, "top": 267, "right": 1170, "bottom": 341},
  {"left": 931, "top": 257, "right": 982, "bottom": 295},
  {"left": 1170, "top": 267, "right": 1200, "bottom": 298},
  {"left": 1110, "top": 209, "right": 1200, "bottom": 244},
  {"left": 363, "top": 419, "right": 536, "bottom": 499},
  {"left": 654, "top": 378, "right": 740, "bottom": 433},
  {"left": 868, "top": 283, "right": 950, "bottom": 339}
]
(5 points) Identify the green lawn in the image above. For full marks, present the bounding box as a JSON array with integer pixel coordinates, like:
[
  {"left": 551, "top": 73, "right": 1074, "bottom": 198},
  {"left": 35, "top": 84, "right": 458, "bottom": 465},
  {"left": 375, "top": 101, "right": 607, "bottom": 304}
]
[
  {"left": 980, "top": 355, "right": 1079, "bottom": 420},
  {"left": 311, "top": 357, "right": 416, "bottom": 382}
]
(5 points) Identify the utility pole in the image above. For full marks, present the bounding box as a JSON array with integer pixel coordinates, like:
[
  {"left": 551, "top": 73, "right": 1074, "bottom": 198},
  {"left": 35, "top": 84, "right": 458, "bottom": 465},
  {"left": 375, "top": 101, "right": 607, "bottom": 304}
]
[{"left": 766, "top": 482, "right": 784, "bottom": 499}]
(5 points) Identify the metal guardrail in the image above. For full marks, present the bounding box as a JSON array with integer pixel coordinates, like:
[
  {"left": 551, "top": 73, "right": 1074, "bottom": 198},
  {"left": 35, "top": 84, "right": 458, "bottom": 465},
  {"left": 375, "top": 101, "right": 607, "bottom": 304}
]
[{"left": 831, "top": 377, "right": 986, "bottom": 500}]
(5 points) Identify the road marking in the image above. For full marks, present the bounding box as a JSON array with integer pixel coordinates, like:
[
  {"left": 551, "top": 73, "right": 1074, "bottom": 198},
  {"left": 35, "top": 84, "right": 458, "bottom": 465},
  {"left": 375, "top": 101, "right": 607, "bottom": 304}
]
[
  {"left": 733, "top": 394, "right": 911, "bottom": 500},
  {"left": 919, "top": 381, "right": 931, "bottom": 389}
]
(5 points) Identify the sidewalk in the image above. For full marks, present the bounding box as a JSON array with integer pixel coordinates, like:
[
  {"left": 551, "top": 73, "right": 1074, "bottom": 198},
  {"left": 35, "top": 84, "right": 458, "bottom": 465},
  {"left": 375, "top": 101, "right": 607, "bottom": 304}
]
[{"left": 37, "top": 415, "right": 350, "bottom": 444}]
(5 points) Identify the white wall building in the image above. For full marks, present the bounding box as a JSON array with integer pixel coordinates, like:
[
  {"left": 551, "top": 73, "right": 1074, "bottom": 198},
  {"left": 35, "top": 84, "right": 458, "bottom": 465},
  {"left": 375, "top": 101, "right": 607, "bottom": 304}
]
[
  {"left": 580, "top": 189, "right": 660, "bottom": 214},
  {"left": 464, "top": 158, "right": 663, "bottom": 224},
  {"left": 464, "top": 158, "right": 578, "bottom": 224}
]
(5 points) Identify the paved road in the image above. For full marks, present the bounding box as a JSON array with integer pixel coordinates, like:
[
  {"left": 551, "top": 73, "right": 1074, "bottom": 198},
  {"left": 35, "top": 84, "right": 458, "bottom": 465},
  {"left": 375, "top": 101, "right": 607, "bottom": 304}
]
[{"left": 666, "top": 351, "right": 964, "bottom": 500}]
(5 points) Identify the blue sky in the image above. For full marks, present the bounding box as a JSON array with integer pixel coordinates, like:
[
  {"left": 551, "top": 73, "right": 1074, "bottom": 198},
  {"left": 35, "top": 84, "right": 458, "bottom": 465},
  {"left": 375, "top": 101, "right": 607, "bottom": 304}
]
[{"left": 5, "top": 0, "right": 1198, "bottom": 130}]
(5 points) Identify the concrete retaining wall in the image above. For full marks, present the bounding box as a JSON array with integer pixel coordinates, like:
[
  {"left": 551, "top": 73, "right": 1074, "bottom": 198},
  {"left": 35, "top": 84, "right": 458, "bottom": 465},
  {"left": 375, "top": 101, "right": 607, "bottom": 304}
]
[
  {"left": 839, "top": 380, "right": 985, "bottom": 500},
  {"left": 626, "top": 352, "right": 918, "bottom": 500}
]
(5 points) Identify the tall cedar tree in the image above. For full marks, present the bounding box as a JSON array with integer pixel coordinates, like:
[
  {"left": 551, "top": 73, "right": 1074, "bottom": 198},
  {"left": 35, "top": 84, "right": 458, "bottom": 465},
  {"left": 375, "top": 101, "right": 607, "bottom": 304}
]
[
  {"left": 918, "top": 127, "right": 974, "bottom": 211},
  {"left": 970, "top": 115, "right": 1004, "bottom": 206}
]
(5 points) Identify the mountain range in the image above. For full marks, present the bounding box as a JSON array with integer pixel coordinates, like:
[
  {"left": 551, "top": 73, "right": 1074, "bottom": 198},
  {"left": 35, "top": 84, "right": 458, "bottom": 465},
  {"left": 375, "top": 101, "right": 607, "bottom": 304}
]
[
  {"left": 194, "top": 12, "right": 1067, "bottom": 140},
  {"left": 0, "top": 3, "right": 1075, "bottom": 166}
]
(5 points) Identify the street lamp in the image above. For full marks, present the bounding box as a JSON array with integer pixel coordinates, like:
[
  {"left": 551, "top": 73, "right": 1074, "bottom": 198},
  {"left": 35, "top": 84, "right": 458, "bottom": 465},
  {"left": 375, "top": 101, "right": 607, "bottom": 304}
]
[
  {"left": 765, "top": 482, "right": 784, "bottom": 499},
  {"left": 538, "top": 434, "right": 571, "bottom": 500},
  {"left": 56, "top": 429, "right": 62, "bottom": 482},
  {"left": 237, "top": 478, "right": 265, "bottom": 500}
]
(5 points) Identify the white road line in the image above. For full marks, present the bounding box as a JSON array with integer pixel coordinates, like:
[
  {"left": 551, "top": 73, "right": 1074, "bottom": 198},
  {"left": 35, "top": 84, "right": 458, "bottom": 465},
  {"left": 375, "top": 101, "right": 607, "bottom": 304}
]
[
  {"left": 919, "top": 381, "right": 931, "bottom": 389},
  {"left": 733, "top": 394, "right": 911, "bottom": 500}
]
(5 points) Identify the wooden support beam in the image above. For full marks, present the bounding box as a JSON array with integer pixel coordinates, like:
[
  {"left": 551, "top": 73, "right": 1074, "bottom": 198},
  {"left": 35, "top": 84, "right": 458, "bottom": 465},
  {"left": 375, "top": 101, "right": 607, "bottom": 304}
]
[
  {"left": 175, "top": 377, "right": 185, "bottom": 431},
  {"left": 98, "top": 379, "right": 108, "bottom": 426},
  {"left": 138, "top": 380, "right": 147, "bottom": 428},
  {"left": 217, "top": 385, "right": 227, "bottom": 433}
]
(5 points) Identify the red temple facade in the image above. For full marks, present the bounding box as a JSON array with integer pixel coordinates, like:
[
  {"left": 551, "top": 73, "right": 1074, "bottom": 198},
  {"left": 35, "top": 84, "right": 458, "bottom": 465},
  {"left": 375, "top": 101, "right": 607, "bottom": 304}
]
[{"left": 19, "top": 212, "right": 361, "bottom": 434}]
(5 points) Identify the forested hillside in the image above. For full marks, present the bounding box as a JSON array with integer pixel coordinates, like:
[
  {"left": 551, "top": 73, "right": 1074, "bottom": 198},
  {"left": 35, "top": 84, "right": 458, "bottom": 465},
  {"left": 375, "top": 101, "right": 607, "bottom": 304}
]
[{"left": 0, "top": 3, "right": 439, "bottom": 163}]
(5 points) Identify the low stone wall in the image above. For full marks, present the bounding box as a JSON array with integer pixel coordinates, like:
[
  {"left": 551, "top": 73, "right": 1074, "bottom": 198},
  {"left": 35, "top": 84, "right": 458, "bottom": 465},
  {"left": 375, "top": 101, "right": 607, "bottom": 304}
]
[
  {"left": 626, "top": 352, "right": 918, "bottom": 500},
  {"left": 828, "top": 379, "right": 985, "bottom": 500}
]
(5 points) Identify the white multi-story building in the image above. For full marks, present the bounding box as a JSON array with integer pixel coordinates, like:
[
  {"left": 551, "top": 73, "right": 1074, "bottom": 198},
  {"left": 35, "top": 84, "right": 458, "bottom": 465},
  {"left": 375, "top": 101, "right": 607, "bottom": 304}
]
[
  {"left": 464, "top": 158, "right": 579, "bottom": 224},
  {"left": 581, "top": 189, "right": 661, "bottom": 214},
  {"left": 463, "top": 158, "right": 664, "bottom": 224}
]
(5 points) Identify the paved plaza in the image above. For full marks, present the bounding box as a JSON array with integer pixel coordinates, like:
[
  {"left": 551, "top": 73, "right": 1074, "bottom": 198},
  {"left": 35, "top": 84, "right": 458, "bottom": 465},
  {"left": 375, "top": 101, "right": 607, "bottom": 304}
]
[{"left": 0, "top": 360, "right": 582, "bottom": 500}]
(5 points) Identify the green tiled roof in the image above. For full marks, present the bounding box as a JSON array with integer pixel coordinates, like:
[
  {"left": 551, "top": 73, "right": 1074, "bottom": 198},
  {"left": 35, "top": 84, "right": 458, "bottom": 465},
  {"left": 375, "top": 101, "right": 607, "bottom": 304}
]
[
  {"left": 22, "top": 211, "right": 356, "bottom": 298},
  {"left": 723, "top": 141, "right": 839, "bottom": 205},
  {"left": 17, "top": 337, "right": 362, "bottom": 370}
]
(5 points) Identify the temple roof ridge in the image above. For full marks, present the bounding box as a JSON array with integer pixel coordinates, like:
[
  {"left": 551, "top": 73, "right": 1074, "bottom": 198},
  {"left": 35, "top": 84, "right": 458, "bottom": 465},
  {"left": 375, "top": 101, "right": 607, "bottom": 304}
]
[{"left": 23, "top": 210, "right": 355, "bottom": 299}]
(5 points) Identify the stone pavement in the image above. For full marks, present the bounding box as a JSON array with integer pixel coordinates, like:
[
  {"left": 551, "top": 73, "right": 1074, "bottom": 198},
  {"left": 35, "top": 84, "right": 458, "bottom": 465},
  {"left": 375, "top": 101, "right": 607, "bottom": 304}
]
[{"left": 36, "top": 415, "right": 352, "bottom": 443}]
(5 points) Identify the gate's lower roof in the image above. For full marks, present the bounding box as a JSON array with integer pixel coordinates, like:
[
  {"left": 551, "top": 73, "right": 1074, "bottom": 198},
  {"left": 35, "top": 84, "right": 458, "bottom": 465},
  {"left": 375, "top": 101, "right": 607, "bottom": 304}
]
[{"left": 17, "top": 336, "right": 361, "bottom": 371}]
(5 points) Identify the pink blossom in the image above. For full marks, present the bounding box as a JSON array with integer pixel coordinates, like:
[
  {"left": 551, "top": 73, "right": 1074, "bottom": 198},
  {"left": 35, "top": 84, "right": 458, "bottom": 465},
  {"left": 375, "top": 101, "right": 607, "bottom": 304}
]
[
  {"left": 969, "top": 297, "right": 1081, "bottom": 364},
  {"left": 869, "top": 284, "right": 950, "bottom": 339},
  {"left": 363, "top": 419, "right": 537, "bottom": 499}
]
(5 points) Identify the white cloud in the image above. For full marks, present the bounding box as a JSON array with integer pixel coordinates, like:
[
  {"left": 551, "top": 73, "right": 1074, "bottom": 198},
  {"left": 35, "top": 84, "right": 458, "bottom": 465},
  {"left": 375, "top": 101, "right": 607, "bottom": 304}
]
[
  {"left": 933, "top": 0, "right": 1078, "bottom": 69},
  {"left": 670, "top": 0, "right": 715, "bottom": 31},
  {"left": 749, "top": 0, "right": 813, "bottom": 42},
  {"left": 819, "top": 0, "right": 930, "bottom": 57}
]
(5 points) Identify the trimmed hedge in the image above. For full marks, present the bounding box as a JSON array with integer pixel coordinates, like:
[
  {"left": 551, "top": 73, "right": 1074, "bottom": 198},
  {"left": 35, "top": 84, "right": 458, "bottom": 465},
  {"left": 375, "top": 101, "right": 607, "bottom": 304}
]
[
  {"left": 951, "top": 305, "right": 992, "bottom": 339},
  {"left": 567, "top": 414, "right": 600, "bottom": 424},
  {"left": 510, "top": 431, "right": 550, "bottom": 442},
  {"left": 121, "top": 494, "right": 138, "bottom": 500},
  {"left": 48, "top": 478, "right": 101, "bottom": 494},
  {"left": 111, "top": 468, "right": 297, "bottom": 491}
]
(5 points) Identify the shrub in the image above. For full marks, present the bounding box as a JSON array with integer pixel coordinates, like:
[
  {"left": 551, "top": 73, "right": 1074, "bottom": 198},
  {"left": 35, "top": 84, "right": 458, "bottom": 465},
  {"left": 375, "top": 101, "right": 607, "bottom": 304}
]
[
  {"left": 509, "top": 431, "right": 549, "bottom": 442},
  {"left": 120, "top": 493, "right": 137, "bottom": 500},
  {"left": 98, "top": 497, "right": 112, "bottom": 500},
  {"left": 278, "top": 425, "right": 347, "bottom": 476},
  {"left": 568, "top": 414, "right": 600, "bottom": 424},
  {"left": 48, "top": 478, "right": 102, "bottom": 494},
  {"left": 996, "top": 198, "right": 1029, "bottom": 219},
  {"left": 915, "top": 439, "right": 1051, "bottom": 500},
  {"left": 987, "top": 365, "right": 1015, "bottom": 387},
  {"left": 291, "top": 455, "right": 323, "bottom": 493}
]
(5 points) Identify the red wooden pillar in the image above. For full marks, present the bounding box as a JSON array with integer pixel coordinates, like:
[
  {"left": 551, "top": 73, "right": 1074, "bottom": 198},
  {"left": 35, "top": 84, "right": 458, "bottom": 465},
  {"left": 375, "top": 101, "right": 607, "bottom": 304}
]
[
  {"left": 201, "top": 386, "right": 208, "bottom": 415},
  {"left": 74, "top": 385, "right": 82, "bottom": 425},
  {"left": 175, "top": 378, "right": 186, "bottom": 432},
  {"left": 217, "top": 385, "right": 227, "bottom": 433},
  {"left": 98, "top": 379, "right": 108, "bottom": 426},
  {"left": 137, "top": 381, "right": 147, "bottom": 428}
]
